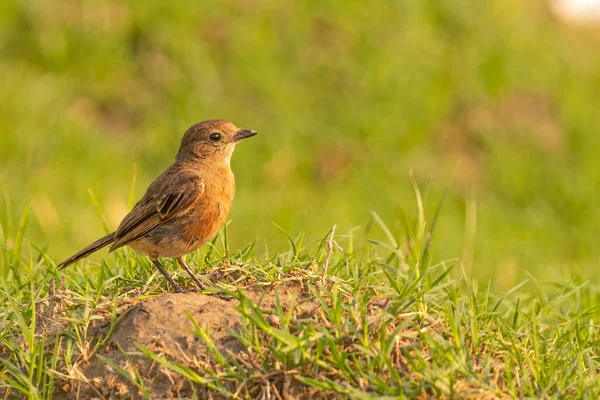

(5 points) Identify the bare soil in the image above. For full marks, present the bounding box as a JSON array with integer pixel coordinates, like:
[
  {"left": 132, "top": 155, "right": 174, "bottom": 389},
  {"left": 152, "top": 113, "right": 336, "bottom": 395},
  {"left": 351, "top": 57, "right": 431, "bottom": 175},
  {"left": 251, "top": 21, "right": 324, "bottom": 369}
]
[{"left": 53, "top": 285, "right": 316, "bottom": 400}]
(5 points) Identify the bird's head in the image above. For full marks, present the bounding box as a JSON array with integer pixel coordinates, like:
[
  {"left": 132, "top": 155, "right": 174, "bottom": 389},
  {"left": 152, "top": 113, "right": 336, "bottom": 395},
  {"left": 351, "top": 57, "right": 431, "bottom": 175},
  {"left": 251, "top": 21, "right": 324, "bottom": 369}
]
[{"left": 176, "top": 119, "right": 258, "bottom": 165}]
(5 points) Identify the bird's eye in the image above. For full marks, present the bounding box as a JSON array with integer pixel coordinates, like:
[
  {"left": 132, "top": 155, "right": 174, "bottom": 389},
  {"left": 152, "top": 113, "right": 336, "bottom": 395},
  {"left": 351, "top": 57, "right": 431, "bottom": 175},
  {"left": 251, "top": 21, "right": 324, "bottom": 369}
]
[{"left": 209, "top": 132, "right": 222, "bottom": 142}]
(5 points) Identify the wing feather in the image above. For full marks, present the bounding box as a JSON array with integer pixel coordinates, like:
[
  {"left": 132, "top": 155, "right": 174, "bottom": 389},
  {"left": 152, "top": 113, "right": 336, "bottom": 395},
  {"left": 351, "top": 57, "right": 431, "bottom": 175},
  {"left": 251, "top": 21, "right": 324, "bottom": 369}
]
[
  {"left": 109, "top": 172, "right": 204, "bottom": 251},
  {"left": 157, "top": 192, "right": 186, "bottom": 217}
]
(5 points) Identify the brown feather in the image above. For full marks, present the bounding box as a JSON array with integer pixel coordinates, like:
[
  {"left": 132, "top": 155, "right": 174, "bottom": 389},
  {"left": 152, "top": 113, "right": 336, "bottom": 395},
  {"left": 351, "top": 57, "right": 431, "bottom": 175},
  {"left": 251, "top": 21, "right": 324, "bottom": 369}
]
[
  {"left": 109, "top": 168, "right": 204, "bottom": 251},
  {"left": 57, "top": 233, "right": 116, "bottom": 269}
]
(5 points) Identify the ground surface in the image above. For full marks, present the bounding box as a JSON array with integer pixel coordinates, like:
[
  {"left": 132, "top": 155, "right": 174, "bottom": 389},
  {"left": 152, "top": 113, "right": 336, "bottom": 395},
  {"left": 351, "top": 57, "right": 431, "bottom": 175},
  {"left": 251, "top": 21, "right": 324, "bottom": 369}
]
[
  {"left": 51, "top": 284, "right": 318, "bottom": 399},
  {"left": 55, "top": 292, "right": 246, "bottom": 399},
  {"left": 2, "top": 190, "right": 599, "bottom": 399}
]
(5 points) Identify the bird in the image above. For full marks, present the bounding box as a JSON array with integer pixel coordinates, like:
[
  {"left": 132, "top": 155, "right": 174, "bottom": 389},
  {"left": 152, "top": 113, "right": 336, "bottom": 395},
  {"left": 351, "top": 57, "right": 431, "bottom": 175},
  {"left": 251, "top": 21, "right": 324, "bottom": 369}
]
[{"left": 57, "top": 119, "right": 258, "bottom": 292}]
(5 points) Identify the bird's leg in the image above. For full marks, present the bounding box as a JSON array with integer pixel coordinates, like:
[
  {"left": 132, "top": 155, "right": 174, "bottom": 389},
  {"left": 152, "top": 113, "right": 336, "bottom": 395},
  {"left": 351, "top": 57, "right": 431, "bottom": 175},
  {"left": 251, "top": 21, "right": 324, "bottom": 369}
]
[
  {"left": 151, "top": 258, "right": 185, "bottom": 293},
  {"left": 176, "top": 256, "right": 205, "bottom": 290}
]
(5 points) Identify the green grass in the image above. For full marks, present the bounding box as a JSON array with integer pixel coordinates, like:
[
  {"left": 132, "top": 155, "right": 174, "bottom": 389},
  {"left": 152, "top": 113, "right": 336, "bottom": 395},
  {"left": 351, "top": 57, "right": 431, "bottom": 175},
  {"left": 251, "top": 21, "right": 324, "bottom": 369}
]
[
  {"left": 2, "top": 183, "right": 599, "bottom": 399},
  {"left": 1, "top": 0, "right": 600, "bottom": 286},
  {"left": 2, "top": 0, "right": 600, "bottom": 398}
]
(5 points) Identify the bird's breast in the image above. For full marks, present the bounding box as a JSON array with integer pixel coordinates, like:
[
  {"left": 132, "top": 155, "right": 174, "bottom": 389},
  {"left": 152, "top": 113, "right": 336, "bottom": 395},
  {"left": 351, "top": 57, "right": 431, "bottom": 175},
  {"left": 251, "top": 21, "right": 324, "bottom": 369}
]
[{"left": 180, "top": 179, "right": 235, "bottom": 247}]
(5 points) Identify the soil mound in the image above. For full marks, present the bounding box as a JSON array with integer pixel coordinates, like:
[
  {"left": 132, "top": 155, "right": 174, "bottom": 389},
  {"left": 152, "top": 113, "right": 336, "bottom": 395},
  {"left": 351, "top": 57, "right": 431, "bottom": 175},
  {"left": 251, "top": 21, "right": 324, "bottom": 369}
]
[{"left": 54, "top": 285, "right": 313, "bottom": 399}]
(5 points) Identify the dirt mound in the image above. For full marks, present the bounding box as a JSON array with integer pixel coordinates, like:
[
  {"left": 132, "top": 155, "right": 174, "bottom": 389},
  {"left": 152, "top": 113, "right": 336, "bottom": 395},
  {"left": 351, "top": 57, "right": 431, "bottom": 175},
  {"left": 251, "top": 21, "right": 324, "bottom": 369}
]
[{"left": 53, "top": 285, "right": 314, "bottom": 399}]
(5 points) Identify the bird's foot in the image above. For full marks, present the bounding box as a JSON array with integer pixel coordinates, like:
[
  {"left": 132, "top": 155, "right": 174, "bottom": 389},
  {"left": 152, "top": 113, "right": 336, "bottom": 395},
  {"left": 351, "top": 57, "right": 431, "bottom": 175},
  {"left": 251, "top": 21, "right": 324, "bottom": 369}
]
[
  {"left": 190, "top": 278, "right": 205, "bottom": 291},
  {"left": 172, "top": 282, "right": 190, "bottom": 293},
  {"left": 176, "top": 257, "right": 206, "bottom": 291}
]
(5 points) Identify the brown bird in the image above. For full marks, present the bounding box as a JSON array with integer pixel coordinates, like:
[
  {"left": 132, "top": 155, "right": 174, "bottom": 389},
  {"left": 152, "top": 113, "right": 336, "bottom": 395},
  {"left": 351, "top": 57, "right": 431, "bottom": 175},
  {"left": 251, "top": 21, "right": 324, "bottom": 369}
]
[{"left": 57, "top": 120, "right": 257, "bottom": 292}]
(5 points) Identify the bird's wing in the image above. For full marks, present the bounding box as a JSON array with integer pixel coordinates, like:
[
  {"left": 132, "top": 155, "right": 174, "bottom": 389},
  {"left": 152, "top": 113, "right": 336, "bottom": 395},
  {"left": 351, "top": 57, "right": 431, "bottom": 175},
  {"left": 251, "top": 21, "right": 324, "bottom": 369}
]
[{"left": 109, "top": 172, "right": 205, "bottom": 251}]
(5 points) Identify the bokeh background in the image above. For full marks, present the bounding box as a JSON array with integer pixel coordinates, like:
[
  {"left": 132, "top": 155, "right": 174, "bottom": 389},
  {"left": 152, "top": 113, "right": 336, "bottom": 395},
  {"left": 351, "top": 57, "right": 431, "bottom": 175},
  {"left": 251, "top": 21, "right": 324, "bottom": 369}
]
[{"left": 1, "top": 0, "right": 599, "bottom": 289}]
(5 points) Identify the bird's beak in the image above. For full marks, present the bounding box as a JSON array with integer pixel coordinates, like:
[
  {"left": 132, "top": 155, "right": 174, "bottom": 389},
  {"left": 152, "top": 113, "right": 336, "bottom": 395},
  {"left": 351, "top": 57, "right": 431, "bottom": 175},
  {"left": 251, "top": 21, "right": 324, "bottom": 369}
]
[{"left": 234, "top": 129, "right": 258, "bottom": 141}]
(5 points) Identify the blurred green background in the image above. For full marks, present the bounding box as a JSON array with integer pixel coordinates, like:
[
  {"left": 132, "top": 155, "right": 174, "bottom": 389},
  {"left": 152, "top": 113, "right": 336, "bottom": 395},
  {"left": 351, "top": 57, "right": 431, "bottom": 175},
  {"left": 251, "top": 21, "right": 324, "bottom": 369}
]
[{"left": 1, "top": 0, "right": 599, "bottom": 289}]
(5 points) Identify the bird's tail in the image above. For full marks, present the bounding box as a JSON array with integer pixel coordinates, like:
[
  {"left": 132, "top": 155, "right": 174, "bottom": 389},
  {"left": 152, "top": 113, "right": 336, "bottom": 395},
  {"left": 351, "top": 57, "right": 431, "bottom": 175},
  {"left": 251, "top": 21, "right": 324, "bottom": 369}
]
[{"left": 57, "top": 232, "right": 116, "bottom": 270}]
